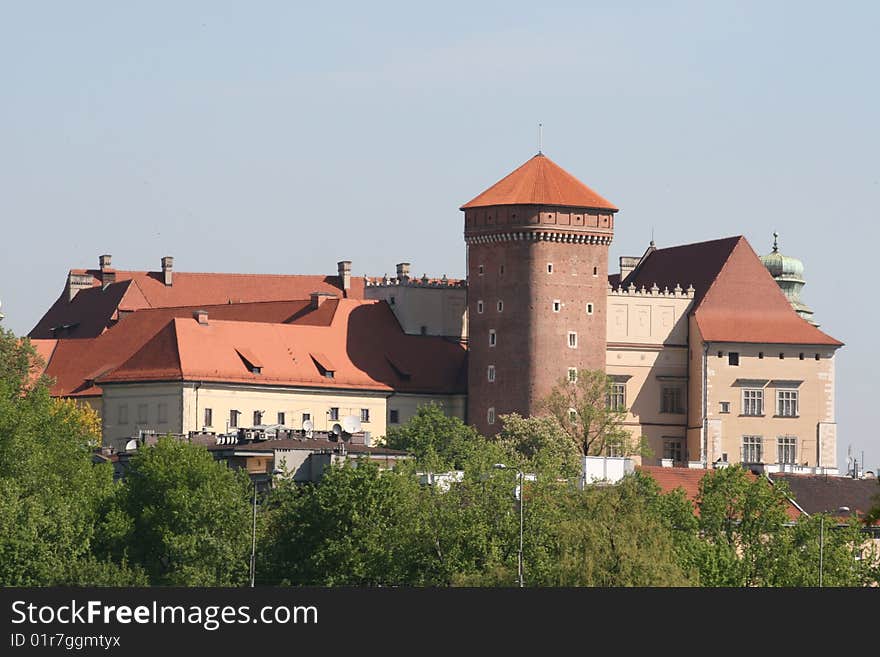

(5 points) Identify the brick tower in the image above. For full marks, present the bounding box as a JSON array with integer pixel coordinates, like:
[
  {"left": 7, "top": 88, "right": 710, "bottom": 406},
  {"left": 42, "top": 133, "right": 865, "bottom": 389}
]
[{"left": 461, "top": 153, "right": 618, "bottom": 435}]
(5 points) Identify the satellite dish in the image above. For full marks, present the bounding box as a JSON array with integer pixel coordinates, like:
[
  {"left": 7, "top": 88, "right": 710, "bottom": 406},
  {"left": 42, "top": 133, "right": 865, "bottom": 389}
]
[
  {"left": 341, "top": 415, "right": 361, "bottom": 434},
  {"left": 331, "top": 423, "right": 343, "bottom": 438},
  {"left": 124, "top": 439, "right": 138, "bottom": 451},
  {"left": 302, "top": 419, "right": 314, "bottom": 432}
]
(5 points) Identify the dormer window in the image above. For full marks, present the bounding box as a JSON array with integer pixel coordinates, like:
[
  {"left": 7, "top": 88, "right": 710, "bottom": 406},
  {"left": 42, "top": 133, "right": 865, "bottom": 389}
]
[
  {"left": 310, "top": 352, "right": 336, "bottom": 379},
  {"left": 236, "top": 348, "right": 263, "bottom": 375}
]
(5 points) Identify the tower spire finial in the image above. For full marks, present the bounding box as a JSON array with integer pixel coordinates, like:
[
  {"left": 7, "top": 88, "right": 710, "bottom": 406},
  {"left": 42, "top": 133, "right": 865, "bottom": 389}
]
[
  {"left": 538, "top": 123, "right": 543, "bottom": 155},
  {"left": 772, "top": 231, "right": 779, "bottom": 253}
]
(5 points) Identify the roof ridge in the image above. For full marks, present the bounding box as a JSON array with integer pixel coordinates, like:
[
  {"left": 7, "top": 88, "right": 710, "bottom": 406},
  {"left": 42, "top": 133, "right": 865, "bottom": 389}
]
[{"left": 691, "top": 236, "right": 746, "bottom": 313}]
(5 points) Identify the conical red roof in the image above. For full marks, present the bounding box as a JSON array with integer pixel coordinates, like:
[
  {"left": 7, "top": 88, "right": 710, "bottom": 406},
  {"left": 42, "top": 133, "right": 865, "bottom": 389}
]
[{"left": 460, "top": 153, "right": 617, "bottom": 211}]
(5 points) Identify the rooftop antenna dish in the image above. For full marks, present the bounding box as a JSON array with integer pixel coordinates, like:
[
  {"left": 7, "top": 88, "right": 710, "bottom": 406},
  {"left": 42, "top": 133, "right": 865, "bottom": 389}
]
[
  {"left": 341, "top": 415, "right": 361, "bottom": 435},
  {"left": 124, "top": 439, "right": 138, "bottom": 451},
  {"left": 331, "top": 423, "right": 343, "bottom": 439},
  {"left": 302, "top": 419, "right": 314, "bottom": 438}
]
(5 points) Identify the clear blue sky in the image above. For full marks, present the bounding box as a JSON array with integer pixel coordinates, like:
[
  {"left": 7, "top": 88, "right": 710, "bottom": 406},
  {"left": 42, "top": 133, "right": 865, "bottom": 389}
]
[{"left": 2, "top": 2, "right": 877, "bottom": 472}]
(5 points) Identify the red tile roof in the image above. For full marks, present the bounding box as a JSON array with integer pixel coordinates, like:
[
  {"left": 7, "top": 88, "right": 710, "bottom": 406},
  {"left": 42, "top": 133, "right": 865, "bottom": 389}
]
[
  {"left": 623, "top": 236, "right": 842, "bottom": 346},
  {"left": 29, "top": 269, "right": 362, "bottom": 339},
  {"left": 639, "top": 465, "right": 802, "bottom": 521},
  {"left": 96, "top": 300, "right": 467, "bottom": 395},
  {"left": 35, "top": 300, "right": 347, "bottom": 398},
  {"left": 460, "top": 153, "right": 618, "bottom": 211}
]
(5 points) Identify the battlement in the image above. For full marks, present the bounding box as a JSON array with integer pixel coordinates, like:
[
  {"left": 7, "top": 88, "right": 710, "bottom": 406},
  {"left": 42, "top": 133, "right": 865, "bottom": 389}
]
[
  {"left": 365, "top": 274, "right": 466, "bottom": 289},
  {"left": 608, "top": 282, "right": 695, "bottom": 298}
]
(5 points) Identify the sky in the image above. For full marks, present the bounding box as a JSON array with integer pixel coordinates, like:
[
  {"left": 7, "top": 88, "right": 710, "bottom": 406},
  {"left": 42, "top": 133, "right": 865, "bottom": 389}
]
[{"left": 1, "top": 1, "right": 878, "bottom": 472}]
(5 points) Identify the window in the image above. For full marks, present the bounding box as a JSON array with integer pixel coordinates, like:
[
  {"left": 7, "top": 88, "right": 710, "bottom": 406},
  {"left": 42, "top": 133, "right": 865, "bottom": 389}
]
[
  {"left": 663, "top": 439, "right": 684, "bottom": 463},
  {"left": 799, "top": 353, "right": 805, "bottom": 360},
  {"left": 592, "top": 266, "right": 598, "bottom": 277},
  {"left": 607, "top": 383, "right": 626, "bottom": 411},
  {"left": 777, "top": 390, "right": 798, "bottom": 417},
  {"left": 743, "top": 436, "right": 763, "bottom": 463},
  {"left": 728, "top": 352, "right": 740, "bottom": 366},
  {"left": 389, "top": 409, "right": 399, "bottom": 424},
  {"left": 137, "top": 404, "right": 148, "bottom": 424},
  {"left": 302, "top": 413, "right": 311, "bottom": 425},
  {"left": 277, "top": 412, "right": 286, "bottom": 426},
  {"left": 477, "top": 300, "right": 484, "bottom": 314},
  {"left": 568, "top": 408, "right": 578, "bottom": 422},
  {"left": 547, "top": 263, "right": 553, "bottom": 274},
  {"left": 815, "top": 353, "right": 820, "bottom": 361},
  {"left": 718, "top": 351, "right": 723, "bottom": 358},
  {"left": 478, "top": 264, "right": 484, "bottom": 275},
  {"left": 500, "top": 265, "right": 505, "bottom": 275},
  {"left": 389, "top": 296, "right": 396, "bottom": 306},
  {"left": 568, "top": 332, "right": 578, "bottom": 348},
  {"left": 605, "top": 442, "right": 623, "bottom": 457},
  {"left": 230, "top": 410, "right": 240, "bottom": 428},
  {"left": 661, "top": 386, "right": 684, "bottom": 414},
  {"left": 586, "top": 303, "right": 594, "bottom": 315},
  {"left": 361, "top": 408, "right": 370, "bottom": 423},
  {"left": 329, "top": 407, "right": 339, "bottom": 421},
  {"left": 118, "top": 404, "right": 129, "bottom": 425},
  {"left": 489, "top": 329, "right": 496, "bottom": 347},
  {"left": 568, "top": 368, "right": 578, "bottom": 383},
  {"left": 204, "top": 407, "right": 213, "bottom": 427},
  {"left": 742, "top": 389, "right": 764, "bottom": 416},
  {"left": 253, "top": 410, "right": 263, "bottom": 426},
  {"left": 777, "top": 436, "right": 797, "bottom": 465},
  {"left": 758, "top": 352, "right": 764, "bottom": 359},
  {"left": 420, "top": 326, "right": 427, "bottom": 335},
  {"left": 779, "top": 352, "right": 785, "bottom": 359},
  {"left": 487, "top": 365, "right": 496, "bottom": 382},
  {"left": 719, "top": 401, "right": 731, "bottom": 414},
  {"left": 487, "top": 407, "right": 495, "bottom": 425},
  {"left": 497, "top": 300, "right": 503, "bottom": 312},
  {"left": 552, "top": 300, "right": 561, "bottom": 313},
  {"left": 158, "top": 403, "right": 168, "bottom": 424}
]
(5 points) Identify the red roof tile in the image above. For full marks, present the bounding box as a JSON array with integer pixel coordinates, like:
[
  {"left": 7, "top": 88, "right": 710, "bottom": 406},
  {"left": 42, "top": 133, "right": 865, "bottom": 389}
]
[
  {"left": 29, "top": 269, "right": 361, "bottom": 339},
  {"left": 623, "top": 236, "right": 841, "bottom": 346},
  {"left": 96, "top": 300, "right": 466, "bottom": 395},
  {"left": 460, "top": 153, "right": 618, "bottom": 211},
  {"left": 639, "top": 465, "right": 802, "bottom": 521}
]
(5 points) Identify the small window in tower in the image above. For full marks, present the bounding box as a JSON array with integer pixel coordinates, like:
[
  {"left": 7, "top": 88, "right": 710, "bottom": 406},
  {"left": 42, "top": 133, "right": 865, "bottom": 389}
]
[
  {"left": 568, "top": 332, "right": 578, "bottom": 348},
  {"left": 568, "top": 408, "right": 577, "bottom": 422},
  {"left": 489, "top": 329, "right": 497, "bottom": 347},
  {"left": 592, "top": 266, "right": 598, "bottom": 277},
  {"left": 487, "top": 407, "right": 495, "bottom": 425},
  {"left": 568, "top": 368, "right": 578, "bottom": 383},
  {"left": 547, "top": 263, "right": 554, "bottom": 274},
  {"left": 479, "top": 264, "right": 484, "bottom": 275},
  {"left": 497, "top": 300, "right": 503, "bottom": 313},
  {"left": 487, "top": 365, "right": 495, "bottom": 382},
  {"left": 553, "top": 300, "right": 561, "bottom": 313},
  {"left": 586, "top": 303, "right": 594, "bottom": 315},
  {"left": 477, "top": 300, "right": 484, "bottom": 314}
]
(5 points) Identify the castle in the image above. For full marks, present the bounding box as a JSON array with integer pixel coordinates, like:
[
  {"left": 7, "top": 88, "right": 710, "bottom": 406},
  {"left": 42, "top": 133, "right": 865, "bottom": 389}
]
[{"left": 28, "top": 152, "right": 843, "bottom": 472}]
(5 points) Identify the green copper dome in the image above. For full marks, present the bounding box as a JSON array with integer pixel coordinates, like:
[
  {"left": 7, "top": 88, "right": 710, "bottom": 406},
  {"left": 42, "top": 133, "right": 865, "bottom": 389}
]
[{"left": 760, "top": 232, "right": 816, "bottom": 326}]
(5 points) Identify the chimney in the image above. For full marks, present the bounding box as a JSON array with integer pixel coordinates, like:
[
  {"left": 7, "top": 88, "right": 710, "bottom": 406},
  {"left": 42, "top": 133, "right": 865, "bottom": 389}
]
[
  {"left": 66, "top": 271, "right": 94, "bottom": 301},
  {"left": 99, "top": 254, "right": 116, "bottom": 285},
  {"left": 618, "top": 256, "right": 640, "bottom": 283},
  {"left": 161, "top": 256, "right": 174, "bottom": 286},
  {"left": 194, "top": 309, "right": 209, "bottom": 325},
  {"left": 310, "top": 291, "right": 336, "bottom": 309},
  {"left": 396, "top": 262, "right": 411, "bottom": 282},
  {"left": 337, "top": 260, "right": 351, "bottom": 294}
]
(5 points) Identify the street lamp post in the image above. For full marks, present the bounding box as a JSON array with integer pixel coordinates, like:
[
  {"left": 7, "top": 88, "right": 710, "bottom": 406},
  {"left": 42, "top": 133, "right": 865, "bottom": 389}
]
[
  {"left": 493, "top": 463, "right": 525, "bottom": 588},
  {"left": 250, "top": 468, "right": 284, "bottom": 588}
]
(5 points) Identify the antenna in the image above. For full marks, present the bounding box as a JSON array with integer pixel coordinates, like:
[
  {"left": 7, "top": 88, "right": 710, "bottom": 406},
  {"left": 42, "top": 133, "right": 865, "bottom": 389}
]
[
  {"left": 651, "top": 226, "right": 655, "bottom": 247},
  {"left": 537, "top": 123, "right": 543, "bottom": 154},
  {"left": 342, "top": 415, "right": 361, "bottom": 435}
]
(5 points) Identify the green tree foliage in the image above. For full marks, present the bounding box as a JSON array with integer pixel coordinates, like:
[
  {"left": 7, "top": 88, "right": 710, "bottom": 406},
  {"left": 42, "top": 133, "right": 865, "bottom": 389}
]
[
  {"left": 384, "top": 402, "right": 482, "bottom": 469},
  {"left": 105, "top": 436, "right": 253, "bottom": 586},
  {"left": 0, "top": 328, "right": 124, "bottom": 585},
  {"left": 540, "top": 369, "right": 645, "bottom": 457}
]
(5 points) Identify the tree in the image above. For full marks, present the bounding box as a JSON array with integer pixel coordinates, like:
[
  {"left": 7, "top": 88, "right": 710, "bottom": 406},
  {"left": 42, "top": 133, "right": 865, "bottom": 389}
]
[
  {"left": 105, "top": 436, "right": 253, "bottom": 586},
  {"left": 385, "top": 402, "right": 482, "bottom": 469},
  {"left": 0, "top": 328, "right": 120, "bottom": 585},
  {"left": 539, "top": 369, "right": 645, "bottom": 457},
  {"left": 498, "top": 413, "right": 581, "bottom": 480}
]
